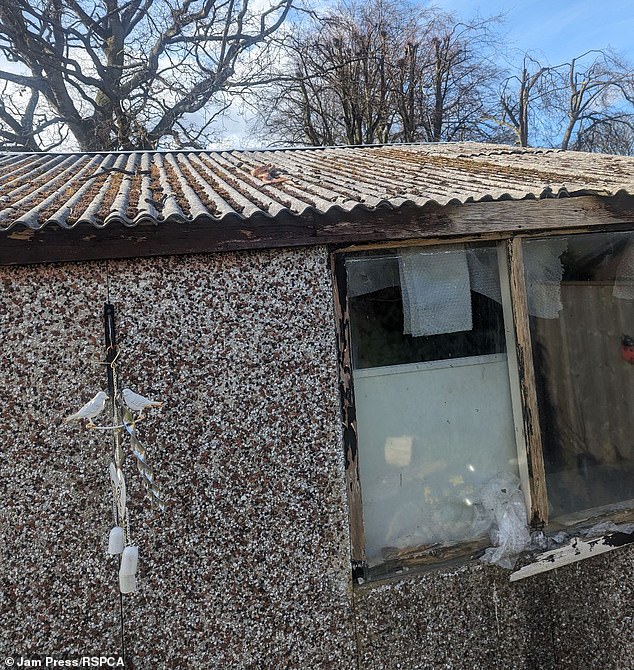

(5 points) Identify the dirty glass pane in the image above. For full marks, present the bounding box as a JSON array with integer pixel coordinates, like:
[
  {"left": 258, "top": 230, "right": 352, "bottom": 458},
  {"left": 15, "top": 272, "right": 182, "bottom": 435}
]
[
  {"left": 346, "top": 244, "right": 520, "bottom": 566},
  {"left": 347, "top": 246, "right": 506, "bottom": 369},
  {"left": 524, "top": 232, "right": 634, "bottom": 519}
]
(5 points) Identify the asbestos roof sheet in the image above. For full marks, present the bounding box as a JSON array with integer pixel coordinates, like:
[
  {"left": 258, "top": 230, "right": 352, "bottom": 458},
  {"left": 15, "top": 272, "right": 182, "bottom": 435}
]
[{"left": 1, "top": 142, "right": 634, "bottom": 231}]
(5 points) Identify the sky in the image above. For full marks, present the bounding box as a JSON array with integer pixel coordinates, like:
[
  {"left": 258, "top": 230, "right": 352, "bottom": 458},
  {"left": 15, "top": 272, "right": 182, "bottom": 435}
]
[{"left": 435, "top": 0, "right": 634, "bottom": 65}]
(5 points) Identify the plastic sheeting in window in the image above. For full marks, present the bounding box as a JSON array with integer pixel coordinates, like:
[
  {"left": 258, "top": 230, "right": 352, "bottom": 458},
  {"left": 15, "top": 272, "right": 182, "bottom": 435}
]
[
  {"left": 614, "top": 242, "right": 634, "bottom": 300},
  {"left": 523, "top": 238, "right": 567, "bottom": 319},
  {"left": 346, "top": 256, "right": 399, "bottom": 298},
  {"left": 467, "top": 246, "right": 503, "bottom": 305},
  {"left": 399, "top": 246, "right": 473, "bottom": 337}
]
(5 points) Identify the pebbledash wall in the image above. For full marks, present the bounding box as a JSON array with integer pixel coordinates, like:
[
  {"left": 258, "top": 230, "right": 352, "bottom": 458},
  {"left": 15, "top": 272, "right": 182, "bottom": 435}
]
[{"left": 1, "top": 245, "right": 633, "bottom": 669}]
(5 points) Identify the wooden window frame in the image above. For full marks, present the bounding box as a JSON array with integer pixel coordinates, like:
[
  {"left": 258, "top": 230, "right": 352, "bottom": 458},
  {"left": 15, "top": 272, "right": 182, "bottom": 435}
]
[{"left": 332, "top": 222, "right": 634, "bottom": 583}]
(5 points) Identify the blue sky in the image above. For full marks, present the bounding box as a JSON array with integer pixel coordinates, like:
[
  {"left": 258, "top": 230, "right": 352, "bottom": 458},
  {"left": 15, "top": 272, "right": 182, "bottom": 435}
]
[{"left": 435, "top": 0, "right": 634, "bottom": 65}]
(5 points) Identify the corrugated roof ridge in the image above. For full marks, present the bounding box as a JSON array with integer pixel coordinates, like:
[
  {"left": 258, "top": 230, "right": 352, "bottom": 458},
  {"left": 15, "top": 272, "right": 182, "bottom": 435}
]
[
  {"left": 0, "top": 154, "right": 96, "bottom": 229},
  {"left": 247, "top": 151, "right": 359, "bottom": 211},
  {"left": 0, "top": 153, "right": 55, "bottom": 189},
  {"left": 42, "top": 154, "right": 117, "bottom": 227},
  {"left": 0, "top": 141, "right": 484, "bottom": 160},
  {"left": 152, "top": 153, "right": 187, "bottom": 221},
  {"left": 319, "top": 149, "right": 419, "bottom": 197},
  {"left": 246, "top": 149, "right": 358, "bottom": 214},
  {"left": 108, "top": 153, "right": 139, "bottom": 222},
  {"left": 165, "top": 152, "right": 209, "bottom": 220},
  {"left": 179, "top": 154, "right": 237, "bottom": 218},
  {"left": 71, "top": 154, "right": 125, "bottom": 227},
  {"left": 275, "top": 148, "right": 378, "bottom": 204},
  {"left": 0, "top": 154, "right": 69, "bottom": 199},
  {"left": 136, "top": 153, "right": 158, "bottom": 221},
  {"left": 302, "top": 148, "right": 543, "bottom": 204},
  {"left": 195, "top": 152, "right": 273, "bottom": 215},
  {"left": 2, "top": 143, "right": 634, "bottom": 232},
  {"left": 214, "top": 150, "right": 311, "bottom": 216}
]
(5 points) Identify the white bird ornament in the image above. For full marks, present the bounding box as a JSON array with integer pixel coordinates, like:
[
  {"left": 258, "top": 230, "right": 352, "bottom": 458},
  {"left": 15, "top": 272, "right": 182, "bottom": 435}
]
[
  {"left": 122, "top": 388, "right": 163, "bottom": 416},
  {"left": 64, "top": 391, "right": 109, "bottom": 428}
]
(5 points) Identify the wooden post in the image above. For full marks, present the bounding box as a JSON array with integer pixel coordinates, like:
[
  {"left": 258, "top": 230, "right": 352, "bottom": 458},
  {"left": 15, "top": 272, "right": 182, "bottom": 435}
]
[
  {"left": 497, "top": 245, "right": 532, "bottom": 516},
  {"left": 331, "top": 253, "right": 367, "bottom": 580},
  {"left": 506, "top": 238, "right": 549, "bottom": 526}
]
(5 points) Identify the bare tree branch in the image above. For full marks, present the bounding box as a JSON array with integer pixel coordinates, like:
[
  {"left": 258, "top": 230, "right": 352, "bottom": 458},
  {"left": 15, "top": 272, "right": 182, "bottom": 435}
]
[
  {"left": 0, "top": 0, "right": 296, "bottom": 150},
  {"left": 492, "top": 49, "right": 634, "bottom": 150}
]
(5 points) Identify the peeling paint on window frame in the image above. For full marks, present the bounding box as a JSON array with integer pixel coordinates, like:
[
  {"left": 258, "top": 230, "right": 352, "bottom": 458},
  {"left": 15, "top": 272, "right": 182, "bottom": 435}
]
[{"left": 331, "top": 216, "right": 634, "bottom": 584}]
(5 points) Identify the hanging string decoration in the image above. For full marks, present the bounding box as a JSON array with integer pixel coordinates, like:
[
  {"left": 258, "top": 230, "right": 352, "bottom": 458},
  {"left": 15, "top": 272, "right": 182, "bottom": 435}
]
[{"left": 64, "top": 303, "right": 164, "bottom": 594}]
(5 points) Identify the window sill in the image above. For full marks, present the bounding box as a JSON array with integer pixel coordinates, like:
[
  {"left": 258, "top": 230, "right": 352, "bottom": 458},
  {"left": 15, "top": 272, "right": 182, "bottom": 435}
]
[
  {"left": 510, "top": 528, "right": 634, "bottom": 581},
  {"left": 355, "top": 510, "right": 634, "bottom": 586},
  {"left": 359, "top": 537, "right": 490, "bottom": 584}
]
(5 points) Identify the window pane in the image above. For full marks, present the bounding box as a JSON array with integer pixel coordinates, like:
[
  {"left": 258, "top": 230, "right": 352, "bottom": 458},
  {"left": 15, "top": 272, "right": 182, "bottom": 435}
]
[
  {"left": 523, "top": 232, "right": 634, "bottom": 519},
  {"left": 347, "top": 246, "right": 506, "bottom": 369},
  {"left": 346, "top": 244, "right": 520, "bottom": 566}
]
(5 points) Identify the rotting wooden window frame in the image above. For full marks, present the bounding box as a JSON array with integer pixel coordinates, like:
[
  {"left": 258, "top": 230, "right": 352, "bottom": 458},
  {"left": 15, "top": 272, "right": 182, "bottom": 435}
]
[{"left": 331, "top": 222, "right": 634, "bottom": 584}]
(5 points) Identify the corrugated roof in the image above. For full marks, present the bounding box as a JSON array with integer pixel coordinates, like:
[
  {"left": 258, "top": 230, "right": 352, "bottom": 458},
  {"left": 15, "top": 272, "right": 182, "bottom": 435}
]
[{"left": 1, "top": 142, "right": 634, "bottom": 231}]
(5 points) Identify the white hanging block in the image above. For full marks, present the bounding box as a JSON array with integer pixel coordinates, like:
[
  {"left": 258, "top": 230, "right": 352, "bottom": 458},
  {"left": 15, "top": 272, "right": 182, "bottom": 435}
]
[
  {"left": 399, "top": 246, "right": 473, "bottom": 336},
  {"left": 108, "top": 526, "right": 124, "bottom": 555},
  {"left": 120, "top": 545, "right": 139, "bottom": 575},
  {"left": 119, "top": 573, "right": 137, "bottom": 594}
]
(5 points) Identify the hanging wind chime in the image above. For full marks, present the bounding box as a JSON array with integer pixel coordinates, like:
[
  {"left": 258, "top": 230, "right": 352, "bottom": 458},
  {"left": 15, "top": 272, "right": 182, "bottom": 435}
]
[{"left": 64, "top": 303, "right": 164, "bottom": 594}]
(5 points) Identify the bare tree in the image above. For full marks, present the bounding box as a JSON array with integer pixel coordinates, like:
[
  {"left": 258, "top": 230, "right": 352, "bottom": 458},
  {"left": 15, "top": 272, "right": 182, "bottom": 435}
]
[
  {"left": 494, "top": 49, "right": 634, "bottom": 151},
  {"left": 554, "top": 50, "right": 634, "bottom": 150},
  {"left": 0, "top": 81, "right": 69, "bottom": 151},
  {"left": 0, "top": 0, "right": 294, "bottom": 151},
  {"left": 258, "top": 0, "right": 405, "bottom": 146},
  {"left": 394, "top": 14, "right": 503, "bottom": 143},
  {"left": 496, "top": 55, "right": 550, "bottom": 147},
  {"left": 256, "top": 0, "right": 504, "bottom": 146},
  {"left": 573, "top": 118, "right": 634, "bottom": 155}
]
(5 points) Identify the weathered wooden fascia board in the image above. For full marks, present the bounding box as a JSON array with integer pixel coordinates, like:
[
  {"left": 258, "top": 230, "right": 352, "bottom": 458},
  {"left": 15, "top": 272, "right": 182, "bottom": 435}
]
[
  {"left": 320, "top": 195, "right": 634, "bottom": 246},
  {"left": 0, "top": 214, "right": 318, "bottom": 266},
  {"left": 444, "top": 193, "right": 634, "bottom": 231},
  {"left": 510, "top": 530, "right": 634, "bottom": 581},
  {"left": 2, "top": 194, "right": 634, "bottom": 266}
]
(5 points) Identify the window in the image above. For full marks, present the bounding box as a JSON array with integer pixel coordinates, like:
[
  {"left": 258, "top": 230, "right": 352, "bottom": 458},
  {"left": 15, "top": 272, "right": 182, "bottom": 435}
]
[
  {"left": 335, "top": 231, "right": 634, "bottom": 579},
  {"left": 526, "top": 233, "right": 634, "bottom": 520}
]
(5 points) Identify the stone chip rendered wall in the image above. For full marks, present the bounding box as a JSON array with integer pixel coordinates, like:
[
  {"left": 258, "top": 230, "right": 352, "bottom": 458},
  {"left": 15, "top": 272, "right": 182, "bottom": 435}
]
[{"left": 0, "top": 247, "right": 357, "bottom": 669}]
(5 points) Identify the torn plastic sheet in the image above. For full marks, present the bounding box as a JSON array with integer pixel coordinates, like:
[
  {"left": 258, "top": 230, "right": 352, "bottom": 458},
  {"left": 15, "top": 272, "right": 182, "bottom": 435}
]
[
  {"left": 346, "top": 243, "right": 567, "bottom": 340},
  {"left": 468, "top": 246, "right": 502, "bottom": 304},
  {"left": 523, "top": 238, "right": 567, "bottom": 319},
  {"left": 474, "top": 472, "right": 531, "bottom": 569},
  {"left": 399, "top": 246, "right": 472, "bottom": 336},
  {"left": 613, "top": 241, "right": 634, "bottom": 300}
]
